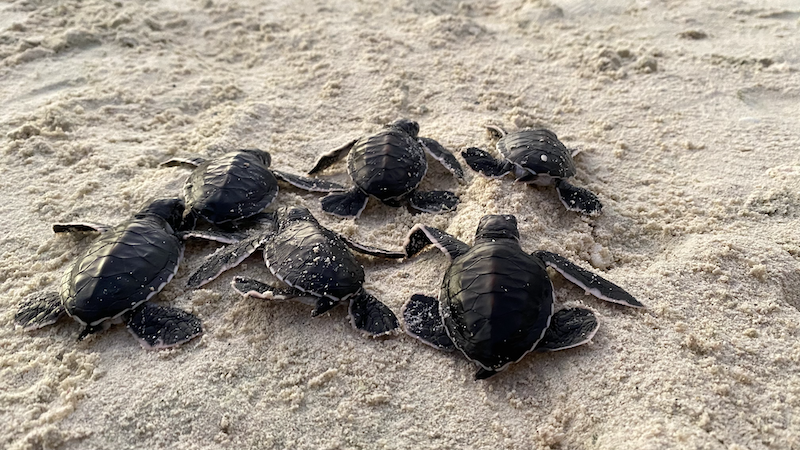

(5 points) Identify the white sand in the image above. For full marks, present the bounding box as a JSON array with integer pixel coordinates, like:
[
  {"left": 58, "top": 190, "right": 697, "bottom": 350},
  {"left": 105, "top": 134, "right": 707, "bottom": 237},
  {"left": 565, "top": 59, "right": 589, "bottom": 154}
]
[{"left": 2, "top": 0, "right": 799, "bottom": 449}]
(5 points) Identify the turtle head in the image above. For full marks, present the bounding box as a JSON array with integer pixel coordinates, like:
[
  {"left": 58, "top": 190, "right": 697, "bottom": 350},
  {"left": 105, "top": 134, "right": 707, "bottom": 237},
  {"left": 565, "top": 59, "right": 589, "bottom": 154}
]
[
  {"left": 389, "top": 119, "right": 420, "bottom": 138},
  {"left": 239, "top": 149, "right": 272, "bottom": 167},
  {"left": 278, "top": 206, "right": 316, "bottom": 226},
  {"left": 475, "top": 214, "right": 519, "bottom": 241},
  {"left": 138, "top": 198, "right": 185, "bottom": 231}
]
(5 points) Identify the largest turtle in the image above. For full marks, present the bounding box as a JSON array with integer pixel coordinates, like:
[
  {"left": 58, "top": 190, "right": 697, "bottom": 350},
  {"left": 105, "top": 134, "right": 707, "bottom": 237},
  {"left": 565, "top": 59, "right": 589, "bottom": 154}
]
[
  {"left": 298, "top": 119, "right": 465, "bottom": 218},
  {"left": 401, "top": 214, "right": 643, "bottom": 379},
  {"left": 14, "top": 199, "right": 205, "bottom": 349}
]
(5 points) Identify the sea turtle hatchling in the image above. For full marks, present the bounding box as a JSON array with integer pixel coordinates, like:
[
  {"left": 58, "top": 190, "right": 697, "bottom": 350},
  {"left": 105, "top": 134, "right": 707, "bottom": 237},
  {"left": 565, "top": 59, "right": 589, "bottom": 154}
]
[
  {"left": 162, "top": 149, "right": 346, "bottom": 229},
  {"left": 14, "top": 199, "right": 215, "bottom": 349},
  {"left": 462, "top": 127, "right": 603, "bottom": 215},
  {"left": 298, "top": 119, "right": 465, "bottom": 218},
  {"left": 401, "top": 214, "right": 643, "bottom": 379},
  {"left": 186, "top": 207, "right": 405, "bottom": 337}
]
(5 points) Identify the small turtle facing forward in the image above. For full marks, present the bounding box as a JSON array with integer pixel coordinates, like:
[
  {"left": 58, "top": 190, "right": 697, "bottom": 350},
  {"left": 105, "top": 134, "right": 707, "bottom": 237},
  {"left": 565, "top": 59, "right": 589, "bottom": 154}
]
[
  {"left": 162, "top": 149, "right": 346, "bottom": 229},
  {"left": 462, "top": 127, "right": 603, "bottom": 215},
  {"left": 15, "top": 199, "right": 204, "bottom": 349},
  {"left": 401, "top": 214, "right": 643, "bottom": 379},
  {"left": 187, "top": 207, "right": 405, "bottom": 337},
  {"left": 297, "top": 119, "right": 464, "bottom": 218}
]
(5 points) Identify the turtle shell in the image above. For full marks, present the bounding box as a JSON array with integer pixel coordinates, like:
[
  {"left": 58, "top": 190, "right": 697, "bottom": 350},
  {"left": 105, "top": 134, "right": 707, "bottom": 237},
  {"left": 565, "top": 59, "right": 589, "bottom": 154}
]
[
  {"left": 263, "top": 213, "right": 364, "bottom": 302},
  {"left": 497, "top": 129, "right": 576, "bottom": 179},
  {"left": 59, "top": 215, "right": 183, "bottom": 327},
  {"left": 346, "top": 128, "right": 427, "bottom": 202},
  {"left": 184, "top": 150, "right": 278, "bottom": 224},
  {"left": 439, "top": 239, "right": 554, "bottom": 372}
]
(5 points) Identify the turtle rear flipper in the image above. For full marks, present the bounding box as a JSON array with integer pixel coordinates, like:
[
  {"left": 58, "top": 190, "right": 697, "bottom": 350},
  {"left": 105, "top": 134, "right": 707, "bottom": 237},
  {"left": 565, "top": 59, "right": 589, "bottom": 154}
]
[
  {"left": 419, "top": 137, "right": 464, "bottom": 180},
  {"left": 534, "top": 250, "right": 644, "bottom": 308},
  {"left": 408, "top": 190, "right": 459, "bottom": 214},
  {"left": 15, "top": 292, "right": 65, "bottom": 331},
  {"left": 231, "top": 276, "right": 316, "bottom": 304},
  {"left": 308, "top": 139, "right": 357, "bottom": 174},
  {"left": 401, "top": 294, "right": 455, "bottom": 350},
  {"left": 126, "top": 303, "right": 202, "bottom": 349},
  {"left": 320, "top": 188, "right": 369, "bottom": 218},
  {"left": 272, "top": 169, "right": 348, "bottom": 193},
  {"left": 349, "top": 290, "right": 399, "bottom": 337},
  {"left": 535, "top": 307, "right": 599, "bottom": 352},
  {"left": 187, "top": 231, "right": 271, "bottom": 288},
  {"left": 403, "top": 224, "right": 470, "bottom": 260},
  {"left": 461, "top": 147, "right": 513, "bottom": 178},
  {"left": 555, "top": 179, "right": 602, "bottom": 215}
]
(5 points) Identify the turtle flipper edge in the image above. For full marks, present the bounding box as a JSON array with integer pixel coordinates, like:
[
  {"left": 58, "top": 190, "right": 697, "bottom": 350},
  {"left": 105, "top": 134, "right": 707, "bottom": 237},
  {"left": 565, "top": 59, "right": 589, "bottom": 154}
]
[
  {"left": 401, "top": 294, "right": 455, "bottom": 350},
  {"left": 126, "top": 303, "right": 202, "bottom": 349},
  {"left": 348, "top": 290, "right": 399, "bottom": 337},
  {"left": 308, "top": 139, "right": 357, "bottom": 175},
  {"left": 403, "top": 224, "right": 469, "bottom": 260},
  {"left": 419, "top": 137, "right": 464, "bottom": 180},
  {"left": 461, "top": 147, "right": 513, "bottom": 179},
  {"left": 272, "top": 169, "right": 348, "bottom": 193},
  {"left": 555, "top": 179, "right": 602, "bottom": 215},
  {"left": 408, "top": 190, "right": 459, "bottom": 214},
  {"left": 320, "top": 188, "right": 369, "bottom": 218},
  {"left": 535, "top": 307, "right": 599, "bottom": 352}
]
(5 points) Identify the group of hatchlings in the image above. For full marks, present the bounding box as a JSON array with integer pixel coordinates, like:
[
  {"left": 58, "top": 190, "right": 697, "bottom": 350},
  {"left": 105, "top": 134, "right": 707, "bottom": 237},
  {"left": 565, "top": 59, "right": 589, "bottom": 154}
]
[{"left": 15, "top": 119, "right": 643, "bottom": 380}]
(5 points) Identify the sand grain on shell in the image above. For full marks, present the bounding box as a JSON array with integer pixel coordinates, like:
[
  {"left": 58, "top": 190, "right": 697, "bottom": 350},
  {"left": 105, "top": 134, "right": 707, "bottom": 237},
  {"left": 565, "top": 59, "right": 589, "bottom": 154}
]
[{"left": 2, "top": 0, "right": 799, "bottom": 449}]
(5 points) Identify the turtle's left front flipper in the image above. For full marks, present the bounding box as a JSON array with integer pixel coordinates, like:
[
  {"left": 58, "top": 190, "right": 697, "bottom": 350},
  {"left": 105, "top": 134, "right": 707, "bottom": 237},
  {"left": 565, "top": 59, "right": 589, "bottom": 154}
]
[
  {"left": 187, "top": 231, "right": 271, "bottom": 288},
  {"left": 53, "top": 222, "right": 112, "bottom": 233},
  {"left": 533, "top": 250, "right": 644, "bottom": 308},
  {"left": 348, "top": 291, "right": 399, "bottom": 337},
  {"left": 14, "top": 292, "right": 65, "bottom": 331},
  {"left": 126, "top": 303, "right": 202, "bottom": 349},
  {"left": 340, "top": 236, "right": 406, "bottom": 259},
  {"left": 535, "top": 307, "right": 599, "bottom": 352},
  {"left": 272, "top": 169, "right": 348, "bottom": 193}
]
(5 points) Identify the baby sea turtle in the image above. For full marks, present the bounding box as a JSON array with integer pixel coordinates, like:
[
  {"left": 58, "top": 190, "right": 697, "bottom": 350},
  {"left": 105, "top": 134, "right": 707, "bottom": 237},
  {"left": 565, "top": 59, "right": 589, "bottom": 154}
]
[
  {"left": 401, "top": 214, "right": 643, "bottom": 379},
  {"left": 14, "top": 199, "right": 204, "bottom": 349},
  {"left": 462, "top": 127, "right": 603, "bottom": 215},
  {"left": 162, "top": 149, "right": 345, "bottom": 229},
  {"left": 187, "top": 207, "right": 405, "bottom": 336},
  {"left": 298, "top": 119, "right": 464, "bottom": 218}
]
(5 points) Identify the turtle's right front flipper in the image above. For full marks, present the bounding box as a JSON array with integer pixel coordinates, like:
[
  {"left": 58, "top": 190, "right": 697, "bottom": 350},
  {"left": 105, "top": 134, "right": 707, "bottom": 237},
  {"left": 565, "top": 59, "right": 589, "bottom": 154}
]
[
  {"left": 349, "top": 290, "right": 400, "bottom": 337},
  {"left": 308, "top": 139, "right": 358, "bottom": 174},
  {"left": 187, "top": 231, "right": 271, "bottom": 288},
  {"left": 403, "top": 224, "right": 469, "bottom": 259},
  {"left": 126, "top": 303, "right": 202, "bottom": 349},
  {"left": 534, "top": 307, "right": 598, "bottom": 352},
  {"left": 14, "top": 292, "right": 65, "bottom": 331},
  {"left": 461, "top": 147, "right": 513, "bottom": 179},
  {"left": 272, "top": 170, "right": 348, "bottom": 193},
  {"left": 401, "top": 294, "right": 455, "bottom": 350},
  {"left": 53, "top": 222, "right": 112, "bottom": 234}
]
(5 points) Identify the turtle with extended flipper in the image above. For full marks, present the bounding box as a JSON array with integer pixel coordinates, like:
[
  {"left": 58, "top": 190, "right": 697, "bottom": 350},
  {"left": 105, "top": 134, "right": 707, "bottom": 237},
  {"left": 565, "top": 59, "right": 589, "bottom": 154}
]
[
  {"left": 462, "top": 127, "right": 603, "bottom": 215},
  {"left": 401, "top": 214, "right": 643, "bottom": 379},
  {"left": 299, "top": 119, "right": 464, "bottom": 218},
  {"left": 14, "top": 199, "right": 214, "bottom": 349},
  {"left": 186, "top": 207, "right": 405, "bottom": 337},
  {"left": 162, "top": 149, "right": 346, "bottom": 229}
]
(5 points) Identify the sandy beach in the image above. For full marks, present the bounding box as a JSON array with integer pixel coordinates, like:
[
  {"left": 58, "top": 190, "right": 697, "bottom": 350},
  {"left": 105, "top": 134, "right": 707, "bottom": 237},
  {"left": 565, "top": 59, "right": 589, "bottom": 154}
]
[{"left": 2, "top": 0, "right": 799, "bottom": 449}]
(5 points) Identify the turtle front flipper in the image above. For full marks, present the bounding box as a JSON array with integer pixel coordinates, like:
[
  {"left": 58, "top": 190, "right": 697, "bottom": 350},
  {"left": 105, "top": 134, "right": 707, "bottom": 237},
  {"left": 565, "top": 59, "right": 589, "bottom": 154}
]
[
  {"left": 401, "top": 294, "right": 455, "bottom": 350},
  {"left": 533, "top": 250, "right": 644, "bottom": 308},
  {"left": 555, "top": 179, "right": 602, "bottom": 215},
  {"left": 403, "top": 224, "right": 469, "bottom": 260},
  {"left": 339, "top": 235, "right": 406, "bottom": 259},
  {"left": 159, "top": 156, "right": 207, "bottom": 168},
  {"left": 408, "top": 190, "right": 459, "bottom": 214},
  {"left": 14, "top": 292, "right": 65, "bottom": 331},
  {"left": 308, "top": 139, "right": 358, "bottom": 175},
  {"left": 348, "top": 290, "right": 400, "bottom": 337},
  {"left": 187, "top": 231, "right": 271, "bottom": 288},
  {"left": 126, "top": 303, "right": 202, "bottom": 349},
  {"left": 52, "top": 222, "right": 112, "bottom": 233},
  {"left": 535, "top": 307, "right": 599, "bottom": 352},
  {"left": 180, "top": 229, "right": 250, "bottom": 244},
  {"left": 419, "top": 137, "right": 465, "bottom": 180},
  {"left": 272, "top": 169, "right": 348, "bottom": 193},
  {"left": 461, "top": 147, "right": 514, "bottom": 178},
  {"left": 320, "top": 188, "right": 370, "bottom": 218},
  {"left": 231, "top": 276, "right": 316, "bottom": 304}
]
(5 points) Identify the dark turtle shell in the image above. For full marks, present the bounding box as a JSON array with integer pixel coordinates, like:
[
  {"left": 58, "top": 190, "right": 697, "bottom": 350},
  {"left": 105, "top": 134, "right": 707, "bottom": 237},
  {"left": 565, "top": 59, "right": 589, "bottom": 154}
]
[
  {"left": 263, "top": 208, "right": 364, "bottom": 301},
  {"left": 184, "top": 150, "right": 278, "bottom": 225},
  {"left": 346, "top": 128, "right": 427, "bottom": 202},
  {"left": 497, "top": 129, "right": 576, "bottom": 179},
  {"left": 439, "top": 216, "right": 553, "bottom": 372},
  {"left": 59, "top": 199, "right": 184, "bottom": 327}
]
